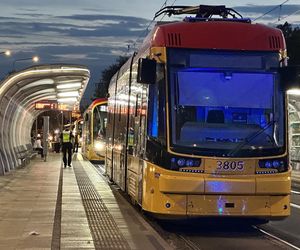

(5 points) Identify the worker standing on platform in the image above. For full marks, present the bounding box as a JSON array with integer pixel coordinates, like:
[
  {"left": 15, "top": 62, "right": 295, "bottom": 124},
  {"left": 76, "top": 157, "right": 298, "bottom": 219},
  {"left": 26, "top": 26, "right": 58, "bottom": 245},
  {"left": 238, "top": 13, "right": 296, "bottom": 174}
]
[{"left": 60, "top": 126, "right": 74, "bottom": 168}]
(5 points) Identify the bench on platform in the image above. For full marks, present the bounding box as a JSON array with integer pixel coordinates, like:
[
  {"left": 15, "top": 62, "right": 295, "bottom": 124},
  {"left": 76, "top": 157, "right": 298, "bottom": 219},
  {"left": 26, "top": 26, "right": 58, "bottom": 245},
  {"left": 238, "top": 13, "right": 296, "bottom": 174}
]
[
  {"left": 14, "top": 144, "right": 39, "bottom": 168},
  {"left": 26, "top": 143, "right": 38, "bottom": 159},
  {"left": 15, "top": 145, "right": 29, "bottom": 167}
]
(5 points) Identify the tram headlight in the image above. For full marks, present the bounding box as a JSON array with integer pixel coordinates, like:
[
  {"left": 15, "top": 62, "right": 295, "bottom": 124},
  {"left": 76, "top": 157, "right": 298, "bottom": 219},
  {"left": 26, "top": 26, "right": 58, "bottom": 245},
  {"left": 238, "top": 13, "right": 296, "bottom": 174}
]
[
  {"left": 170, "top": 157, "right": 201, "bottom": 170},
  {"left": 272, "top": 160, "right": 280, "bottom": 168},
  {"left": 264, "top": 161, "right": 272, "bottom": 168},
  {"left": 177, "top": 158, "right": 186, "bottom": 167},
  {"left": 186, "top": 159, "right": 194, "bottom": 167},
  {"left": 94, "top": 141, "right": 105, "bottom": 151},
  {"left": 258, "top": 158, "right": 287, "bottom": 173}
]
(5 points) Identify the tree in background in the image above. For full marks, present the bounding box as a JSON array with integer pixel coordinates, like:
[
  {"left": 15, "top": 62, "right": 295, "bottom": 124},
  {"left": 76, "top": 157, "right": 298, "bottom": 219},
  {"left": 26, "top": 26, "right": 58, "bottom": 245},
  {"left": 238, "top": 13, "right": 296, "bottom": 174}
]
[
  {"left": 93, "top": 56, "right": 129, "bottom": 99},
  {"left": 277, "top": 22, "right": 300, "bottom": 65}
]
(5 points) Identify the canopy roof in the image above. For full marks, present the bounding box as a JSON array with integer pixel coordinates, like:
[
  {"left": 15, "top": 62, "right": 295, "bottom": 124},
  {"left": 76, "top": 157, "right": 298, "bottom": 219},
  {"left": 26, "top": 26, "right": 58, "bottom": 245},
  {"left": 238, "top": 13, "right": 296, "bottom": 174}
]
[{"left": 0, "top": 64, "right": 90, "bottom": 175}]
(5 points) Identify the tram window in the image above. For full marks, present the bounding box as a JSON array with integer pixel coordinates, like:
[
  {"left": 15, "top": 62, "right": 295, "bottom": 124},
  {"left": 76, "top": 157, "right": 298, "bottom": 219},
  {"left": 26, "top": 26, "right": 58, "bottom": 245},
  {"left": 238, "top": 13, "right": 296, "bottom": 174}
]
[
  {"left": 147, "top": 64, "right": 166, "bottom": 144},
  {"left": 93, "top": 105, "right": 107, "bottom": 140},
  {"left": 135, "top": 94, "right": 139, "bottom": 117},
  {"left": 107, "top": 112, "right": 111, "bottom": 123},
  {"left": 158, "top": 76, "right": 166, "bottom": 142},
  {"left": 84, "top": 112, "right": 91, "bottom": 145},
  {"left": 118, "top": 105, "right": 121, "bottom": 122},
  {"left": 148, "top": 86, "right": 158, "bottom": 137}
]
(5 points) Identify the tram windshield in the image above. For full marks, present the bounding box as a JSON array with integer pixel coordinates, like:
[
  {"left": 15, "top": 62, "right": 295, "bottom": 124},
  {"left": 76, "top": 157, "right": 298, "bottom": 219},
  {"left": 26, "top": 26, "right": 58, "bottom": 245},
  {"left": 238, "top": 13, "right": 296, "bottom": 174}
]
[
  {"left": 93, "top": 104, "right": 107, "bottom": 148},
  {"left": 168, "top": 50, "right": 285, "bottom": 157}
]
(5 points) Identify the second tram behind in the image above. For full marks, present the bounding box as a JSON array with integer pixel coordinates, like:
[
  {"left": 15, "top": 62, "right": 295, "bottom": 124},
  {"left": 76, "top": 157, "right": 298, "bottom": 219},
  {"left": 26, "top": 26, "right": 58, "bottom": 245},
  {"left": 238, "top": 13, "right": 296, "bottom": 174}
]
[{"left": 82, "top": 98, "right": 107, "bottom": 161}]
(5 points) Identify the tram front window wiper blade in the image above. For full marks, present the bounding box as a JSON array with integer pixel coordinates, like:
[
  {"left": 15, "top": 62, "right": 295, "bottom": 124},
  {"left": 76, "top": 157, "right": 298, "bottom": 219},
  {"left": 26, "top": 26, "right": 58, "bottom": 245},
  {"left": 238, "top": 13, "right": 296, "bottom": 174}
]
[{"left": 227, "top": 120, "right": 277, "bottom": 157}]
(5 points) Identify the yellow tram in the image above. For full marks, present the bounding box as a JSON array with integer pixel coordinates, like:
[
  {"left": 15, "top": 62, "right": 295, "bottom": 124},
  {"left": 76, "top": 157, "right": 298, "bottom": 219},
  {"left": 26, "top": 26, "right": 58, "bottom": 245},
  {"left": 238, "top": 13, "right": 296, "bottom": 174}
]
[{"left": 105, "top": 5, "right": 298, "bottom": 220}]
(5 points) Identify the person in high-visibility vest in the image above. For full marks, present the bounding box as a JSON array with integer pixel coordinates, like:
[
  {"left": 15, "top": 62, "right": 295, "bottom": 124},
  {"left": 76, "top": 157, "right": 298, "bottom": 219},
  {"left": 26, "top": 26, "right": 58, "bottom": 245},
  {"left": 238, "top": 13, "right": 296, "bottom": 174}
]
[{"left": 60, "top": 127, "right": 74, "bottom": 168}]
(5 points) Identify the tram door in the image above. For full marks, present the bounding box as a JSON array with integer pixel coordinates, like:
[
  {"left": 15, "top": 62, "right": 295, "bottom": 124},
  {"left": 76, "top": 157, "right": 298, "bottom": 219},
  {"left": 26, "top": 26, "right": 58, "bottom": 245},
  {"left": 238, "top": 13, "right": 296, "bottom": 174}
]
[
  {"left": 126, "top": 81, "right": 148, "bottom": 203},
  {"left": 112, "top": 75, "right": 130, "bottom": 191}
]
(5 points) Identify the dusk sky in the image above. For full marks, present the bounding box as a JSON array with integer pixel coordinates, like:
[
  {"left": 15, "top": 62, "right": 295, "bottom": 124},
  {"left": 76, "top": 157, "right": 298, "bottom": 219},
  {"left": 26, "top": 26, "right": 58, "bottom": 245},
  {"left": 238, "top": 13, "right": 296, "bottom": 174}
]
[{"left": 0, "top": 0, "right": 300, "bottom": 108}]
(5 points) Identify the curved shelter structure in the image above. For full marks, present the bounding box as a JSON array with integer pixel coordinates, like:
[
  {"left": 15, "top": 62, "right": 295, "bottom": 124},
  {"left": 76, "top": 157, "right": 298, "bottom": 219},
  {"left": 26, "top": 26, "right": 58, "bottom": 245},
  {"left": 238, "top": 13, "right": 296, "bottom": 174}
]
[{"left": 0, "top": 64, "right": 90, "bottom": 175}]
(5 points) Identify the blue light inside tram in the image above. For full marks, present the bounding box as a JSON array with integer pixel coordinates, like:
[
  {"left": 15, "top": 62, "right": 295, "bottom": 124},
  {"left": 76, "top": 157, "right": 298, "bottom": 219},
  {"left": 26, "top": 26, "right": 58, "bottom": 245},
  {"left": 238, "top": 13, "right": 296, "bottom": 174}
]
[
  {"left": 218, "top": 207, "right": 223, "bottom": 214},
  {"left": 151, "top": 92, "right": 158, "bottom": 137},
  {"left": 217, "top": 197, "right": 223, "bottom": 214}
]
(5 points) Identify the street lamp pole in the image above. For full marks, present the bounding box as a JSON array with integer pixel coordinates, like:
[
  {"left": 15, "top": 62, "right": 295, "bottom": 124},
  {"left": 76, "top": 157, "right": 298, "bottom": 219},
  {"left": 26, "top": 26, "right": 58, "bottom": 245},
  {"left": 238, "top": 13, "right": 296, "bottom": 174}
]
[{"left": 12, "top": 56, "right": 39, "bottom": 71}]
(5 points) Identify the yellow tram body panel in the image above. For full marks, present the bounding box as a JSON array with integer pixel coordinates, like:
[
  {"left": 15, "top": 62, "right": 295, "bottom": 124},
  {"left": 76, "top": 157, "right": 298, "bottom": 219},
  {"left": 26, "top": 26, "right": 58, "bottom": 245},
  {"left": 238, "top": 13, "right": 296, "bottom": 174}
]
[{"left": 142, "top": 161, "right": 291, "bottom": 218}]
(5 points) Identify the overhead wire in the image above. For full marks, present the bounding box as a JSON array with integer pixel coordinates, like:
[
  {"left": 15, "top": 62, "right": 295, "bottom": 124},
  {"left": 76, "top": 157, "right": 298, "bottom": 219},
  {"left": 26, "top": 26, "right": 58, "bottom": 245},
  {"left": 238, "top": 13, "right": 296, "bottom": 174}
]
[
  {"left": 130, "top": 0, "right": 168, "bottom": 51},
  {"left": 158, "top": 0, "right": 178, "bottom": 22},
  {"left": 130, "top": 0, "right": 177, "bottom": 51},
  {"left": 272, "top": 7, "right": 300, "bottom": 24},
  {"left": 253, "top": 0, "right": 289, "bottom": 21},
  {"left": 248, "top": 0, "right": 300, "bottom": 26}
]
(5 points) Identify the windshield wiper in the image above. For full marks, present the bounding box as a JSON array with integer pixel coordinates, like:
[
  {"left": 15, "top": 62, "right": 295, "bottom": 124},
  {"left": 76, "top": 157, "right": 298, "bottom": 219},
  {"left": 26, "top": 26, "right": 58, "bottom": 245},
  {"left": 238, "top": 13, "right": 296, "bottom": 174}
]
[{"left": 227, "top": 120, "right": 277, "bottom": 157}]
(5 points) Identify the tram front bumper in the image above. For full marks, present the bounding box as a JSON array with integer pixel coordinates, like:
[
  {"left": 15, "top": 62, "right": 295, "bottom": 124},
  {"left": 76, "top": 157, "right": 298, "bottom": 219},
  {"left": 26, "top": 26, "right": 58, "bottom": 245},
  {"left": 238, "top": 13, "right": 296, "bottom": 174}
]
[
  {"left": 186, "top": 194, "right": 290, "bottom": 217},
  {"left": 148, "top": 173, "right": 291, "bottom": 218}
]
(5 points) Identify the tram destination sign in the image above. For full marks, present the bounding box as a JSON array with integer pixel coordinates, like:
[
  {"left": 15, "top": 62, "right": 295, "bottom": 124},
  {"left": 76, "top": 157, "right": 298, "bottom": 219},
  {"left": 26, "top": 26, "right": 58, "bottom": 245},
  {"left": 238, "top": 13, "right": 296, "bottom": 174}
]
[
  {"left": 35, "top": 101, "right": 72, "bottom": 111},
  {"left": 35, "top": 101, "right": 58, "bottom": 110}
]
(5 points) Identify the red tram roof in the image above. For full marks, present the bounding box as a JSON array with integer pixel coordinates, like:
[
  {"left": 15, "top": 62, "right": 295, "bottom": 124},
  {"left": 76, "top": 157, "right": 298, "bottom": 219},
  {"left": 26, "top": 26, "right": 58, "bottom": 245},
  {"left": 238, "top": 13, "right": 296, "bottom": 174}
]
[
  {"left": 86, "top": 98, "right": 107, "bottom": 112},
  {"left": 151, "top": 21, "right": 285, "bottom": 51}
]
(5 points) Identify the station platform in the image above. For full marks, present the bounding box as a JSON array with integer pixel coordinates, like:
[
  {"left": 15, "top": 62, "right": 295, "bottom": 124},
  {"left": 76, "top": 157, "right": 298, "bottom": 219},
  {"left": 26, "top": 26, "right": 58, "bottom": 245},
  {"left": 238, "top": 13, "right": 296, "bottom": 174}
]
[{"left": 0, "top": 153, "right": 170, "bottom": 250}]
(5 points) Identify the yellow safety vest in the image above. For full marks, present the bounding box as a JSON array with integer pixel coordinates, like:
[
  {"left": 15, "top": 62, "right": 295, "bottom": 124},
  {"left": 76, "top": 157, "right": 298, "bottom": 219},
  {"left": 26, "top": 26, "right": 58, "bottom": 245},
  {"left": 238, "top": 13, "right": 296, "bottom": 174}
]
[{"left": 62, "top": 131, "right": 71, "bottom": 143}]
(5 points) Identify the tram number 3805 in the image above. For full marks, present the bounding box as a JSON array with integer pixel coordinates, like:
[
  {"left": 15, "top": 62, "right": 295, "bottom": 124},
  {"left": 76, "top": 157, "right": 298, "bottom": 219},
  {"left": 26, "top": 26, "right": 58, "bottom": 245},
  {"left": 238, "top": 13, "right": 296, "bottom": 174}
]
[{"left": 216, "top": 160, "right": 244, "bottom": 171}]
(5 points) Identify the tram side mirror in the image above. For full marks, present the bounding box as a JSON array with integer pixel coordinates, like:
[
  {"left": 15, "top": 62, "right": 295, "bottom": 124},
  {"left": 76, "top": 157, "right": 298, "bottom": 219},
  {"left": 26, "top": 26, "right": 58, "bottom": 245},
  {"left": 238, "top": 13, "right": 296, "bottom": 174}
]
[
  {"left": 137, "top": 58, "right": 156, "bottom": 84},
  {"left": 279, "top": 66, "right": 300, "bottom": 91}
]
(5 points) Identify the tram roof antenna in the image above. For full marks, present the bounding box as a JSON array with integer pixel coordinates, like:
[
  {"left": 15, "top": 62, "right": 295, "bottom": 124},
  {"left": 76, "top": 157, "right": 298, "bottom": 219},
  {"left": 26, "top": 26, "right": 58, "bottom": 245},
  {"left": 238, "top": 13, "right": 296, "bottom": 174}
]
[{"left": 154, "top": 5, "right": 244, "bottom": 20}]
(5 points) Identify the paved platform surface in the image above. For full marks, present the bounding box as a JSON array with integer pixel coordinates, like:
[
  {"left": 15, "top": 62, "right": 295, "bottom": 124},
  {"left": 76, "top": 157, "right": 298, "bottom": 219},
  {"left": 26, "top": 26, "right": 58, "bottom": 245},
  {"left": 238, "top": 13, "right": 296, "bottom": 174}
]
[{"left": 0, "top": 153, "right": 171, "bottom": 250}]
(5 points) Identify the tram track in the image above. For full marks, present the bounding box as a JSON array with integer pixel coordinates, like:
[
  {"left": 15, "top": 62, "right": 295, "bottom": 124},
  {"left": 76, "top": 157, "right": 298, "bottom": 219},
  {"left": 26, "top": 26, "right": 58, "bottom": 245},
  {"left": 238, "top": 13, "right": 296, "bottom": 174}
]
[
  {"left": 291, "top": 203, "right": 300, "bottom": 209},
  {"left": 168, "top": 225, "right": 300, "bottom": 250},
  {"left": 178, "top": 235, "right": 202, "bottom": 250},
  {"left": 253, "top": 226, "right": 300, "bottom": 250},
  {"left": 174, "top": 223, "right": 299, "bottom": 250},
  {"left": 291, "top": 189, "right": 300, "bottom": 209}
]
